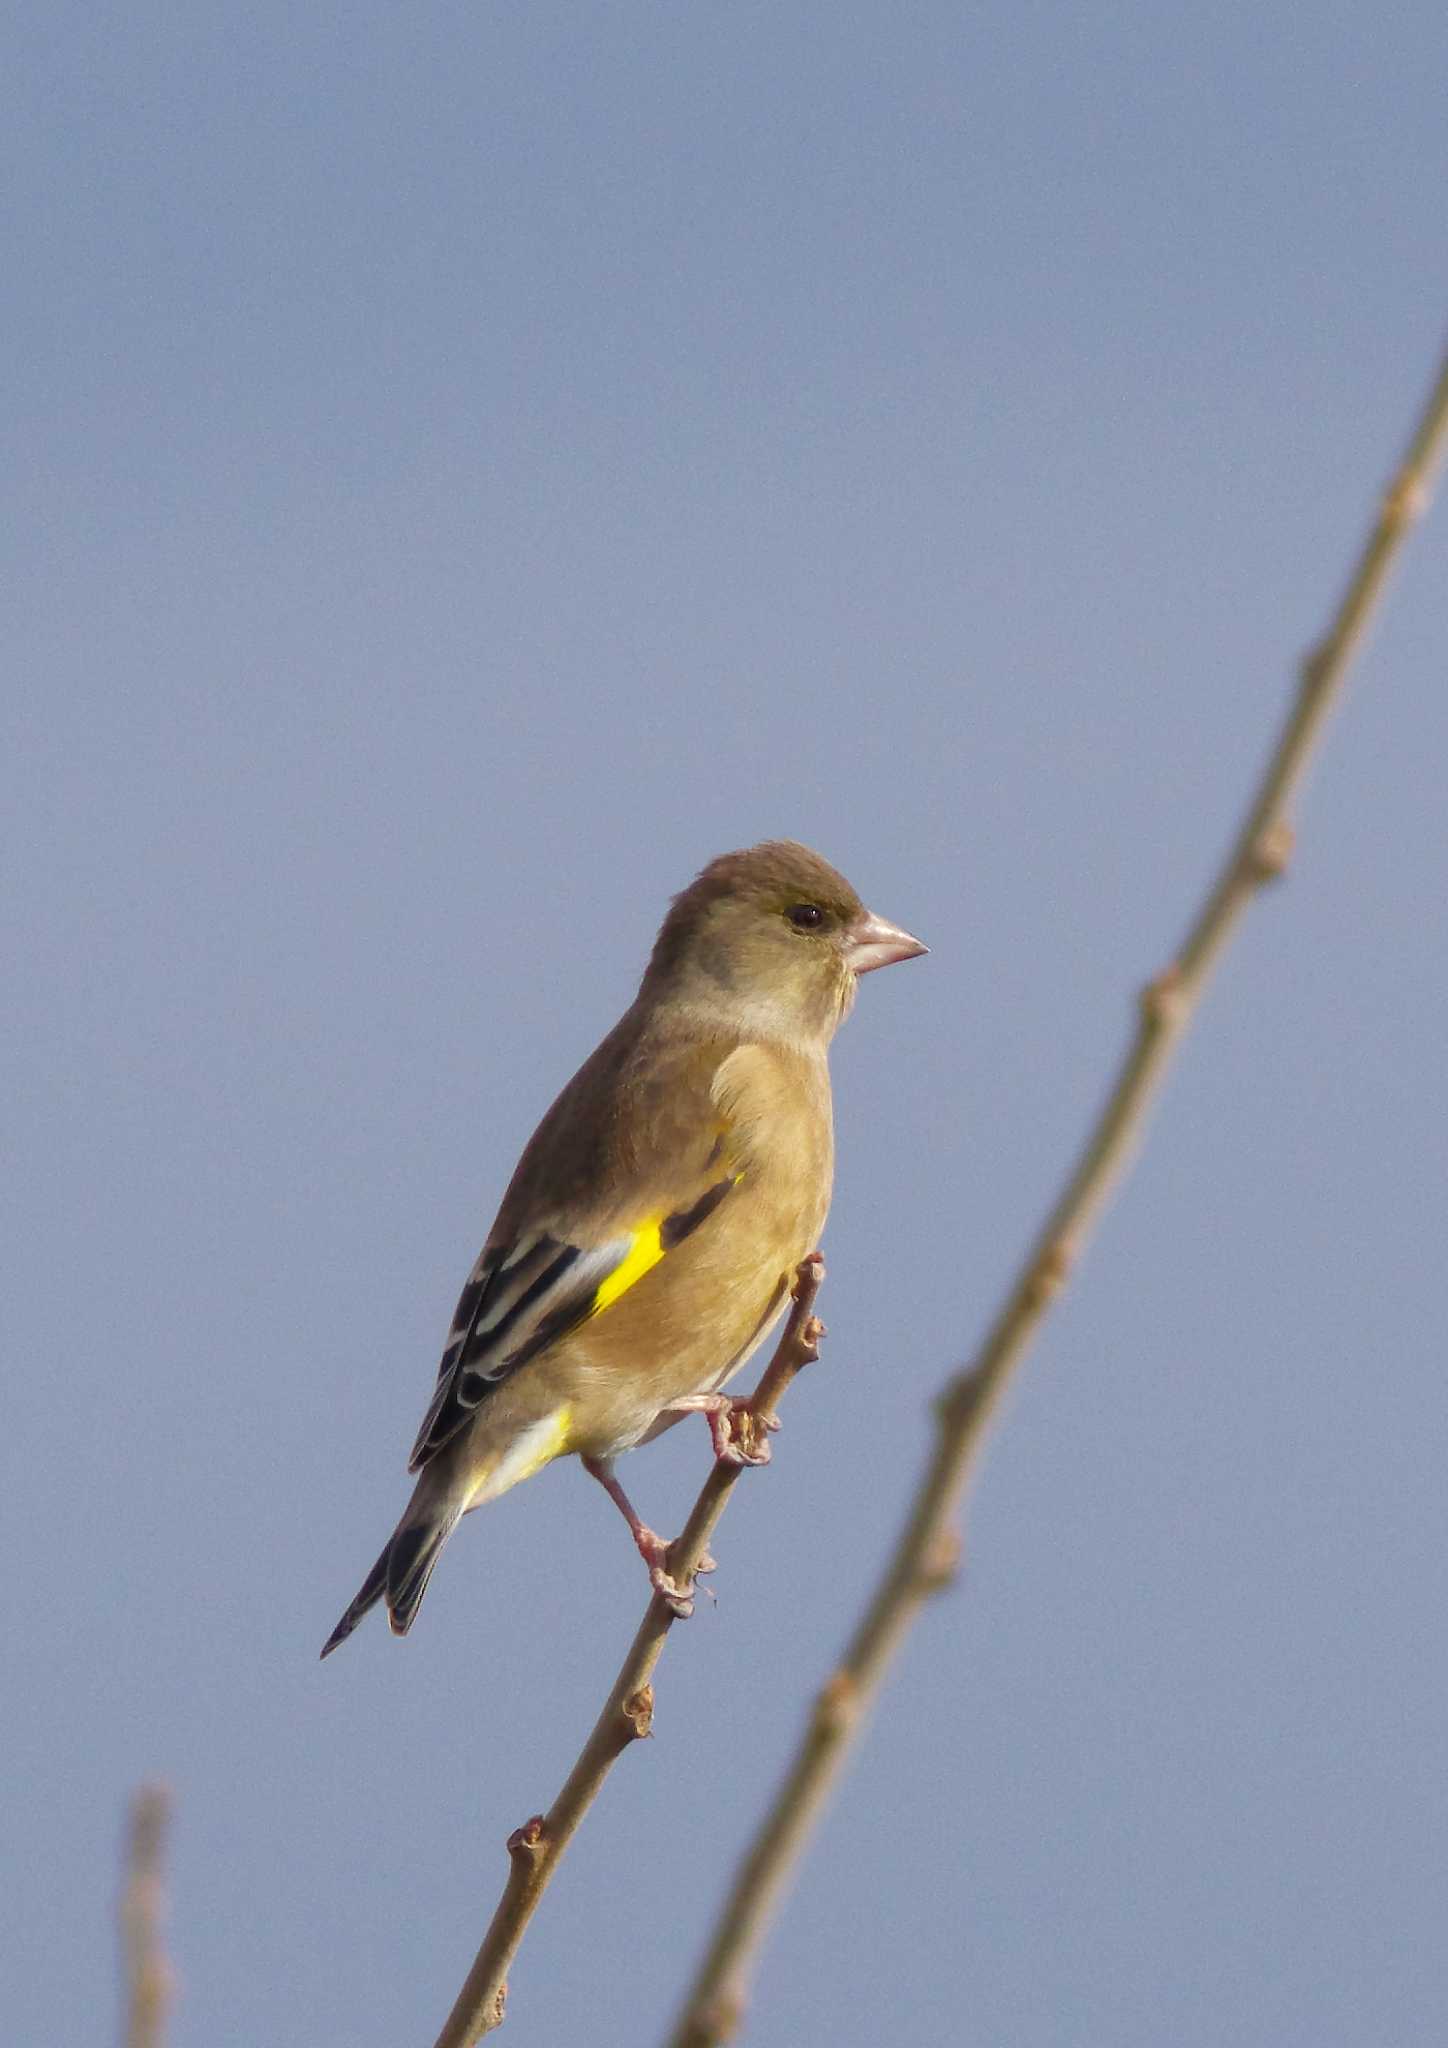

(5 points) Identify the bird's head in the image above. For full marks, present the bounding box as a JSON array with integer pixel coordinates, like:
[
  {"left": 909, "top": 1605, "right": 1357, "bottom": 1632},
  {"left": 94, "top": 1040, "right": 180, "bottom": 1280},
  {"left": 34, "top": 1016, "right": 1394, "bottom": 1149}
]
[{"left": 643, "top": 840, "right": 927, "bottom": 1047}]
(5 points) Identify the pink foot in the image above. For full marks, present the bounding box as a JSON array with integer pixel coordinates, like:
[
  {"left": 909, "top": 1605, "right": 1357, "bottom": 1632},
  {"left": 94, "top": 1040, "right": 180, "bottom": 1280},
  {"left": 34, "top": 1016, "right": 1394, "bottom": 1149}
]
[
  {"left": 582, "top": 1454, "right": 715, "bottom": 1618},
  {"left": 629, "top": 1520, "right": 715, "bottom": 1618},
  {"left": 709, "top": 1398, "right": 775, "bottom": 1468},
  {"left": 648, "top": 1564, "right": 695, "bottom": 1618},
  {"left": 664, "top": 1393, "right": 777, "bottom": 1467}
]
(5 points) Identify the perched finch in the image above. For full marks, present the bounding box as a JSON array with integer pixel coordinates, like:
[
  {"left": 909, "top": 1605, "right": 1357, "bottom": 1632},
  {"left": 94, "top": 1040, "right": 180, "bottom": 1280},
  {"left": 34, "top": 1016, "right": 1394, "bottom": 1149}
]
[{"left": 322, "top": 840, "right": 925, "bottom": 1654}]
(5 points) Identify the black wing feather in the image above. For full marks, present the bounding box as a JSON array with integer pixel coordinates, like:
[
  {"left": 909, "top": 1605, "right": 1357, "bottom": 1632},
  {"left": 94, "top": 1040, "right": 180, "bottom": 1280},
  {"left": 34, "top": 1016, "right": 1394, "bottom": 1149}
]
[{"left": 408, "top": 1173, "right": 740, "bottom": 1473}]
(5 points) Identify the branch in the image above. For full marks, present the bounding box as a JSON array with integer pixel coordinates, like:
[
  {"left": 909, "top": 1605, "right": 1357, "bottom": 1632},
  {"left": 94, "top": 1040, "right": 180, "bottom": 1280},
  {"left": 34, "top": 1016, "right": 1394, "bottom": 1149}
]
[
  {"left": 119, "top": 1783, "right": 174, "bottom": 2048},
  {"left": 666, "top": 335, "right": 1448, "bottom": 2048},
  {"left": 430, "top": 1256, "right": 827, "bottom": 2048}
]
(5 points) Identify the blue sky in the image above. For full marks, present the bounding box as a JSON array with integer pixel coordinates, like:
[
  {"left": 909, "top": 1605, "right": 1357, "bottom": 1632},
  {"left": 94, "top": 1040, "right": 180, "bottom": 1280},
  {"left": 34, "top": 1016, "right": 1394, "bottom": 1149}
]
[{"left": 7, "top": 7, "right": 1448, "bottom": 2045}]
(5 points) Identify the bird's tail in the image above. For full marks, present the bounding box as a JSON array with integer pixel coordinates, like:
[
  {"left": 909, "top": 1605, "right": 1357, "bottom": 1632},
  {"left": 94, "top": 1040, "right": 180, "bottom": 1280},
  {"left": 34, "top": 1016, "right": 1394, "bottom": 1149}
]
[{"left": 320, "top": 1496, "right": 464, "bottom": 1658}]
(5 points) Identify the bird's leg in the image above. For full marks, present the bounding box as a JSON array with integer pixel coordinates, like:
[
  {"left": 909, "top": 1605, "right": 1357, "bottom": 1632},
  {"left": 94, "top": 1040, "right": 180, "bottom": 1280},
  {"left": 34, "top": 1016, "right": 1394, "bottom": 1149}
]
[
  {"left": 660, "top": 1392, "right": 776, "bottom": 1467},
  {"left": 581, "top": 1455, "right": 713, "bottom": 1618}
]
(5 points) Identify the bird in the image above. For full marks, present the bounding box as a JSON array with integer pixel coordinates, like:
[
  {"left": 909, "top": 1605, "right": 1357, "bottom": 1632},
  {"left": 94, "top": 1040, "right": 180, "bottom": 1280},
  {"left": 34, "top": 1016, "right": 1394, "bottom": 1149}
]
[{"left": 321, "top": 840, "right": 926, "bottom": 1655}]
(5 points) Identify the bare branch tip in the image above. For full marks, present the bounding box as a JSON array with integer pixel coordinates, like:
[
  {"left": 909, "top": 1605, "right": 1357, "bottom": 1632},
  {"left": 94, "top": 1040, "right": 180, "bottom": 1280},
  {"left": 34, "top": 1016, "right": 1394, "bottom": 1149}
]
[
  {"left": 129, "top": 1780, "right": 172, "bottom": 1832},
  {"left": 121, "top": 1780, "right": 176, "bottom": 2048},
  {"left": 793, "top": 1252, "right": 826, "bottom": 1299}
]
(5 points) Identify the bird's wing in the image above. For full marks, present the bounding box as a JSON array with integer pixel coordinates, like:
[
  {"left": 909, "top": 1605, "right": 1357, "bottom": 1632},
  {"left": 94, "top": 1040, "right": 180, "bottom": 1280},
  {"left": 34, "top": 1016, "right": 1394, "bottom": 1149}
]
[{"left": 407, "top": 1172, "right": 739, "bottom": 1472}]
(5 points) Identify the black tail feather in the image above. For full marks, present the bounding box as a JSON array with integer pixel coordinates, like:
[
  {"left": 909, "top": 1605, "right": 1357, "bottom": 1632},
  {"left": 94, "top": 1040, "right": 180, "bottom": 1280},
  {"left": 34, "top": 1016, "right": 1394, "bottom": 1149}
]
[
  {"left": 385, "top": 1519, "right": 449, "bottom": 1636},
  {"left": 320, "top": 1541, "right": 390, "bottom": 1658},
  {"left": 320, "top": 1506, "right": 459, "bottom": 1658}
]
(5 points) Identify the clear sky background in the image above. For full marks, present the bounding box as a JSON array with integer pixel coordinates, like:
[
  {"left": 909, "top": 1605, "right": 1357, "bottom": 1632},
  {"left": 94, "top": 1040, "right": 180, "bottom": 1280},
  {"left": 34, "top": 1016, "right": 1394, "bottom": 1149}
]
[{"left": 7, "top": 7, "right": 1448, "bottom": 2045}]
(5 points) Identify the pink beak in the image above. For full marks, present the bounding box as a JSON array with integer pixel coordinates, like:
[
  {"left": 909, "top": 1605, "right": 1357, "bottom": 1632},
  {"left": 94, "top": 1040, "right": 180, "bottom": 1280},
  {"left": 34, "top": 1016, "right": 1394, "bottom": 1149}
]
[{"left": 844, "top": 909, "right": 929, "bottom": 975}]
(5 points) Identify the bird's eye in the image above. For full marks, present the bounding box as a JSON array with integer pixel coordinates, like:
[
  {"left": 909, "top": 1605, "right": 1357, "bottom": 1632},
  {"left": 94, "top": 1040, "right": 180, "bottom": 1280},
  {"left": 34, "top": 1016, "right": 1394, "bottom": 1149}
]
[{"left": 786, "top": 903, "right": 825, "bottom": 931}]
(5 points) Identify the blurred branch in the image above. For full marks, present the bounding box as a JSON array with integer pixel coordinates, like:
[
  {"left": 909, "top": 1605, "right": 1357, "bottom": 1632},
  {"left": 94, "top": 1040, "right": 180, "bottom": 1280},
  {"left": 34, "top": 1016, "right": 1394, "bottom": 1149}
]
[
  {"left": 430, "top": 1257, "right": 827, "bottom": 2048},
  {"left": 120, "top": 1783, "right": 174, "bottom": 2048},
  {"left": 665, "top": 335, "right": 1448, "bottom": 2048}
]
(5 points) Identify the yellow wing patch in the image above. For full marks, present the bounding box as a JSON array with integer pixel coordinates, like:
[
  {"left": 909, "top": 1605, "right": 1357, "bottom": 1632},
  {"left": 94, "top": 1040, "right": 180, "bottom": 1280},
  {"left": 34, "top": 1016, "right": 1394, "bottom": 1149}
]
[
  {"left": 592, "top": 1221, "right": 665, "bottom": 1312},
  {"left": 587, "top": 1168, "right": 746, "bottom": 1320}
]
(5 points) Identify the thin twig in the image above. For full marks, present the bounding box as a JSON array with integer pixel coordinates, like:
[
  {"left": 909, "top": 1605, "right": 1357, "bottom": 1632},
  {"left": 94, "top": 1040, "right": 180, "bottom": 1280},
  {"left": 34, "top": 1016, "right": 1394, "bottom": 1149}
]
[
  {"left": 120, "top": 1783, "right": 174, "bottom": 2048},
  {"left": 666, "top": 335, "right": 1448, "bottom": 2048},
  {"left": 430, "top": 1256, "right": 827, "bottom": 2048}
]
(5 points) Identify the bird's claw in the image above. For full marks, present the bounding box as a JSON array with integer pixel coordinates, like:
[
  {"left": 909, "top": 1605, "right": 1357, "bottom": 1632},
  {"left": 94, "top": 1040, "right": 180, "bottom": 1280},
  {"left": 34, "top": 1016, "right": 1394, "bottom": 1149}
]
[
  {"left": 637, "top": 1526, "right": 715, "bottom": 1615},
  {"left": 718, "top": 1437, "right": 772, "bottom": 1468},
  {"left": 721, "top": 1405, "right": 774, "bottom": 1466},
  {"left": 707, "top": 1398, "right": 775, "bottom": 1467},
  {"left": 650, "top": 1566, "right": 696, "bottom": 1619}
]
